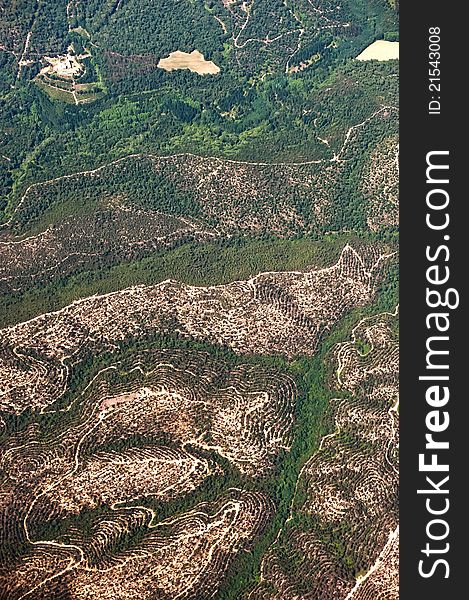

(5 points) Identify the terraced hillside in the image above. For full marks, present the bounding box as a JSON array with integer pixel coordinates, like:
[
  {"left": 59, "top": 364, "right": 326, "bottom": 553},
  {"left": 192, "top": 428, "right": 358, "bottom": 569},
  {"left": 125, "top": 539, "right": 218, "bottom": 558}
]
[
  {"left": 0, "top": 344, "right": 291, "bottom": 598},
  {"left": 249, "top": 309, "right": 399, "bottom": 599},
  {"left": 0, "top": 242, "right": 398, "bottom": 598},
  {"left": 0, "top": 0, "right": 399, "bottom": 598}
]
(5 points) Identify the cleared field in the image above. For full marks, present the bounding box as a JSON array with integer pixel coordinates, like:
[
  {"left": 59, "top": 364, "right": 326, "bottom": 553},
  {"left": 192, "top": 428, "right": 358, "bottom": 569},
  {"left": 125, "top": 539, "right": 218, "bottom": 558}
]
[
  {"left": 356, "top": 40, "right": 399, "bottom": 61},
  {"left": 158, "top": 50, "right": 220, "bottom": 75}
]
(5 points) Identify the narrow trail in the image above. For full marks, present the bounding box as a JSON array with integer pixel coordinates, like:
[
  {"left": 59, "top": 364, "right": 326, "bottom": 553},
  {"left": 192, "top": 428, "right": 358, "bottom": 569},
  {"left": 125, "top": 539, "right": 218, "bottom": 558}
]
[
  {"left": 16, "top": 0, "right": 42, "bottom": 80},
  {"left": 213, "top": 14, "right": 228, "bottom": 34},
  {"left": 16, "top": 32, "right": 33, "bottom": 80},
  {"left": 66, "top": 0, "right": 75, "bottom": 30}
]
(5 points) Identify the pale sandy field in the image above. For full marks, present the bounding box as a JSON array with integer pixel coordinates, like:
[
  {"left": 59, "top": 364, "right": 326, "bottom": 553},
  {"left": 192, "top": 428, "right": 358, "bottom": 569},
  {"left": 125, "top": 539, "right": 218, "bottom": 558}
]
[
  {"left": 356, "top": 40, "right": 399, "bottom": 61},
  {"left": 158, "top": 50, "right": 220, "bottom": 75}
]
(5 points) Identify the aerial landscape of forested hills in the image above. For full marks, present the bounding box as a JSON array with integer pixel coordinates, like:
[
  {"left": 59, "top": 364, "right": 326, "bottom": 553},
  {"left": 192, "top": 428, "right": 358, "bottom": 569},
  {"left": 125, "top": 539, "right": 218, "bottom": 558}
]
[{"left": 0, "top": 1, "right": 399, "bottom": 598}]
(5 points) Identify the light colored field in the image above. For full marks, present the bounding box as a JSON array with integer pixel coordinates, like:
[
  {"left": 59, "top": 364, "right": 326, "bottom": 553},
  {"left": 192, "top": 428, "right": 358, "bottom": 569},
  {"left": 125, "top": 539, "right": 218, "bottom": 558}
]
[
  {"left": 158, "top": 50, "right": 220, "bottom": 75},
  {"left": 356, "top": 40, "right": 399, "bottom": 61}
]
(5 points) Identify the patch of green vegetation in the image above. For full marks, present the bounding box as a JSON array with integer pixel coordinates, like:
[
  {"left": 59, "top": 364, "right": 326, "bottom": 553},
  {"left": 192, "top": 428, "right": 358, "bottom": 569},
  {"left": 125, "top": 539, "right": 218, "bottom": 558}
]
[
  {"left": 384, "top": 31, "right": 399, "bottom": 42},
  {"left": 35, "top": 81, "right": 75, "bottom": 104},
  {"left": 355, "top": 339, "right": 372, "bottom": 355}
]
